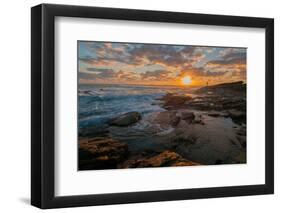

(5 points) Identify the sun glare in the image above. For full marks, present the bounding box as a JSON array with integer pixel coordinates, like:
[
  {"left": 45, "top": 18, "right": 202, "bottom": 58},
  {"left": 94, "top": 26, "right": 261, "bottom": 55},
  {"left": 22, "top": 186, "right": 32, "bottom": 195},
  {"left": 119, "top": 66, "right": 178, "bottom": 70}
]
[{"left": 182, "top": 76, "right": 192, "bottom": 85}]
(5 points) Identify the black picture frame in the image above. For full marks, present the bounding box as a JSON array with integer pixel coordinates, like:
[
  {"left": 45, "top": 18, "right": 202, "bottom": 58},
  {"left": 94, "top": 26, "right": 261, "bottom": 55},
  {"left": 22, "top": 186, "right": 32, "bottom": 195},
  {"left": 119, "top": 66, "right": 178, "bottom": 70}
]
[{"left": 31, "top": 3, "right": 274, "bottom": 209}]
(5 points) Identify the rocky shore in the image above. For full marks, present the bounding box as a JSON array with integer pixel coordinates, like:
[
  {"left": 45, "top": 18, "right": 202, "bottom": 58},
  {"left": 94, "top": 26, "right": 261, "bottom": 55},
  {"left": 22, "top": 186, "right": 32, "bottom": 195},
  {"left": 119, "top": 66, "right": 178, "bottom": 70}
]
[{"left": 79, "top": 81, "right": 246, "bottom": 170}]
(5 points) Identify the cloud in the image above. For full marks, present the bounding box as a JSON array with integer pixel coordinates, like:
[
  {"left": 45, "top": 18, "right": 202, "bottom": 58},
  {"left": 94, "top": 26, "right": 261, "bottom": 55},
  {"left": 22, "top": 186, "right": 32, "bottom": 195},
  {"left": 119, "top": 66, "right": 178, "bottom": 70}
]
[
  {"left": 207, "top": 57, "right": 246, "bottom": 66},
  {"left": 79, "top": 42, "right": 137, "bottom": 66},
  {"left": 128, "top": 45, "right": 201, "bottom": 67},
  {"left": 209, "top": 48, "right": 246, "bottom": 66},
  {"left": 180, "top": 66, "right": 227, "bottom": 78},
  {"left": 204, "top": 48, "right": 246, "bottom": 80},
  {"left": 78, "top": 41, "right": 247, "bottom": 85},
  {"left": 116, "top": 70, "right": 139, "bottom": 80},
  {"left": 140, "top": 69, "right": 172, "bottom": 80},
  {"left": 79, "top": 42, "right": 205, "bottom": 68},
  {"left": 79, "top": 67, "right": 139, "bottom": 83},
  {"left": 86, "top": 68, "right": 116, "bottom": 78}
]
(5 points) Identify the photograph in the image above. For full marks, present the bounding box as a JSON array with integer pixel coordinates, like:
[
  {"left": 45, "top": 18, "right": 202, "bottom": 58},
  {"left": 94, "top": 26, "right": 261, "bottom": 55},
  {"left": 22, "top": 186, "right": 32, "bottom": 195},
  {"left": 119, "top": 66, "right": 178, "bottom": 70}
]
[
  {"left": 78, "top": 41, "right": 247, "bottom": 170},
  {"left": 30, "top": 2, "right": 274, "bottom": 209}
]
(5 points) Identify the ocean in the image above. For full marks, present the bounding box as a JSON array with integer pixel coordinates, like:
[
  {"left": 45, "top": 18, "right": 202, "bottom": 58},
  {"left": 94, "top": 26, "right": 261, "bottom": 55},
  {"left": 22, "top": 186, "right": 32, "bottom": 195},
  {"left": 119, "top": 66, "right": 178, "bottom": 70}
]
[{"left": 78, "top": 84, "right": 193, "bottom": 129}]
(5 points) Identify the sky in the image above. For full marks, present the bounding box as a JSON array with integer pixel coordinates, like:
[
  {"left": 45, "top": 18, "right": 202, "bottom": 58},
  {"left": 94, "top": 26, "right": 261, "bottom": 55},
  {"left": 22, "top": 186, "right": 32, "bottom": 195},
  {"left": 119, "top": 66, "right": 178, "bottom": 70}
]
[{"left": 78, "top": 41, "right": 246, "bottom": 86}]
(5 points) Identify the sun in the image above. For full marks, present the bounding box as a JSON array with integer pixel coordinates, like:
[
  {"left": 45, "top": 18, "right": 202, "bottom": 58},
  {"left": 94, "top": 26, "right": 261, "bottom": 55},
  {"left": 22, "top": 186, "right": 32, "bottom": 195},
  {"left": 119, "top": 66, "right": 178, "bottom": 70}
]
[{"left": 182, "top": 76, "right": 192, "bottom": 85}]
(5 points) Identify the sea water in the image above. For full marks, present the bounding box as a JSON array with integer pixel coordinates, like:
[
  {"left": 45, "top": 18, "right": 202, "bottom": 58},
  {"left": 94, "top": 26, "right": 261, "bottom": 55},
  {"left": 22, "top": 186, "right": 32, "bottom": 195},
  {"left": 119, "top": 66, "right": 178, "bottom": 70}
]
[{"left": 78, "top": 84, "right": 192, "bottom": 129}]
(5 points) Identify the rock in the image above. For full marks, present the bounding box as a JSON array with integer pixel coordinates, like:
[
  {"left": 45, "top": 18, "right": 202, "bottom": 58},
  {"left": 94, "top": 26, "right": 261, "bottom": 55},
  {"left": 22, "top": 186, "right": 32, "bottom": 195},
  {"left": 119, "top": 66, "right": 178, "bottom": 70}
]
[
  {"left": 157, "top": 93, "right": 173, "bottom": 101},
  {"left": 236, "top": 135, "right": 246, "bottom": 148},
  {"left": 181, "top": 111, "right": 204, "bottom": 125},
  {"left": 228, "top": 109, "right": 246, "bottom": 124},
  {"left": 187, "top": 100, "right": 217, "bottom": 111},
  {"left": 196, "top": 81, "right": 246, "bottom": 96},
  {"left": 194, "top": 119, "right": 205, "bottom": 125},
  {"left": 171, "top": 116, "right": 181, "bottom": 127},
  {"left": 228, "top": 109, "right": 245, "bottom": 118},
  {"left": 187, "top": 82, "right": 246, "bottom": 112},
  {"left": 233, "top": 152, "right": 246, "bottom": 163},
  {"left": 208, "top": 112, "right": 221, "bottom": 117},
  {"left": 222, "top": 99, "right": 246, "bottom": 110},
  {"left": 109, "top": 112, "right": 141, "bottom": 126},
  {"left": 235, "top": 126, "right": 246, "bottom": 148},
  {"left": 119, "top": 151, "right": 199, "bottom": 168},
  {"left": 79, "top": 137, "right": 129, "bottom": 170},
  {"left": 153, "top": 111, "right": 180, "bottom": 127},
  {"left": 236, "top": 128, "right": 246, "bottom": 136},
  {"left": 171, "top": 161, "right": 199, "bottom": 166},
  {"left": 181, "top": 111, "right": 195, "bottom": 122},
  {"left": 191, "top": 113, "right": 204, "bottom": 125},
  {"left": 161, "top": 94, "right": 192, "bottom": 109},
  {"left": 207, "top": 111, "right": 230, "bottom": 118}
]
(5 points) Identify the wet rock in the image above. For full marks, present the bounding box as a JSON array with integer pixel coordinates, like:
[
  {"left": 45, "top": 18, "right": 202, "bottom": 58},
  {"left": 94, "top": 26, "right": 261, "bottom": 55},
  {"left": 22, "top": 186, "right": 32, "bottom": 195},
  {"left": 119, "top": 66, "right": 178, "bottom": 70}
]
[
  {"left": 233, "top": 152, "right": 246, "bottom": 163},
  {"left": 161, "top": 94, "right": 192, "bottom": 109},
  {"left": 79, "top": 137, "right": 129, "bottom": 170},
  {"left": 79, "top": 90, "right": 96, "bottom": 96},
  {"left": 236, "top": 127, "right": 246, "bottom": 136},
  {"left": 119, "top": 151, "right": 199, "bottom": 168},
  {"left": 153, "top": 111, "right": 181, "bottom": 127},
  {"left": 235, "top": 125, "right": 246, "bottom": 148},
  {"left": 171, "top": 116, "right": 181, "bottom": 127},
  {"left": 187, "top": 85, "right": 246, "bottom": 112},
  {"left": 109, "top": 111, "right": 141, "bottom": 127},
  {"left": 228, "top": 109, "right": 245, "bottom": 118},
  {"left": 228, "top": 109, "right": 246, "bottom": 124},
  {"left": 151, "top": 100, "right": 163, "bottom": 105},
  {"left": 187, "top": 100, "right": 219, "bottom": 111},
  {"left": 180, "top": 111, "right": 195, "bottom": 122},
  {"left": 207, "top": 111, "right": 230, "bottom": 118},
  {"left": 192, "top": 113, "right": 205, "bottom": 125},
  {"left": 236, "top": 135, "right": 246, "bottom": 148},
  {"left": 208, "top": 112, "right": 221, "bottom": 117},
  {"left": 222, "top": 99, "right": 246, "bottom": 111}
]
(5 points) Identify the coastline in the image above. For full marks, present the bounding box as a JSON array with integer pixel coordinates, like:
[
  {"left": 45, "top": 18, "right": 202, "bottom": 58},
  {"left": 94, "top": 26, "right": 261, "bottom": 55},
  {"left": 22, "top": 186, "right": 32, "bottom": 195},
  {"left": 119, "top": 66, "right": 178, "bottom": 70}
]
[{"left": 78, "top": 81, "right": 246, "bottom": 170}]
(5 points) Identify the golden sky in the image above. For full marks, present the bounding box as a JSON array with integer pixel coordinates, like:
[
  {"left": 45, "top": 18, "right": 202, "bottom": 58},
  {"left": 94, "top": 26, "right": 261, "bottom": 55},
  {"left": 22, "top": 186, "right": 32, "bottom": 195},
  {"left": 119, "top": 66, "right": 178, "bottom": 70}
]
[{"left": 78, "top": 41, "right": 246, "bottom": 86}]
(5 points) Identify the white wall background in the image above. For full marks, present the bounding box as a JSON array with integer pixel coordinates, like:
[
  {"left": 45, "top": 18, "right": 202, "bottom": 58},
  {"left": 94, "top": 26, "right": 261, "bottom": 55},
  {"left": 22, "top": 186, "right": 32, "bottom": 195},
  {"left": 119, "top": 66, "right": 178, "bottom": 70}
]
[{"left": 0, "top": 0, "right": 279, "bottom": 212}]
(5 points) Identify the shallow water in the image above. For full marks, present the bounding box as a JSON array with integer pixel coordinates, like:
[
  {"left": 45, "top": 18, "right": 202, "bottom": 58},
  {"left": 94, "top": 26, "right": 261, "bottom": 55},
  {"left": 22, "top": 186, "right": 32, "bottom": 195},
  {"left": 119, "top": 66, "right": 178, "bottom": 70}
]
[
  {"left": 174, "top": 113, "right": 243, "bottom": 164},
  {"left": 108, "top": 110, "right": 244, "bottom": 162}
]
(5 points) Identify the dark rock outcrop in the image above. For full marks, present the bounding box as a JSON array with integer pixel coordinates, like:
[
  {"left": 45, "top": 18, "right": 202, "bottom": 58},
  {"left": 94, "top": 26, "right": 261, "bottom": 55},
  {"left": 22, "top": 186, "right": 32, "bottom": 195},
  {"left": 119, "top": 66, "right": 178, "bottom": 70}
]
[
  {"left": 153, "top": 111, "right": 181, "bottom": 127},
  {"left": 180, "top": 111, "right": 195, "bottom": 122},
  {"left": 160, "top": 93, "right": 192, "bottom": 109},
  {"left": 109, "top": 111, "right": 141, "bottom": 127},
  {"left": 186, "top": 96, "right": 246, "bottom": 111},
  {"left": 79, "top": 137, "right": 129, "bottom": 170},
  {"left": 227, "top": 109, "right": 246, "bottom": 124},
  {"left": 189, "top": 82, "right": 246, "bottom": 113},
  {"left": 119, "top": 150, "right": 199, "bottom": 168},
  {"left": 196, "top": 81, "right": 246, "bottom": 96}
]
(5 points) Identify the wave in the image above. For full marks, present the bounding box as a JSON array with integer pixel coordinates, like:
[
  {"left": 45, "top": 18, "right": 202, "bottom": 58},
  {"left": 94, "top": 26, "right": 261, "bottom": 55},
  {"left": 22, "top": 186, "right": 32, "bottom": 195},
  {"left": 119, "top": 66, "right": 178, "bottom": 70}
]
[{"left": 78, "top": 84, "right": 192, "bottom": 129}]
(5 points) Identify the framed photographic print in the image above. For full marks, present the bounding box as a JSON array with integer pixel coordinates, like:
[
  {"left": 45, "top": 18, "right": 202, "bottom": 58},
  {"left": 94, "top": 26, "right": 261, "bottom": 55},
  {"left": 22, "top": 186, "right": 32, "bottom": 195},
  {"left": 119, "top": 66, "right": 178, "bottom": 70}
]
[{"left": 31, "top": 4, "right": 274, "bottom": 209}]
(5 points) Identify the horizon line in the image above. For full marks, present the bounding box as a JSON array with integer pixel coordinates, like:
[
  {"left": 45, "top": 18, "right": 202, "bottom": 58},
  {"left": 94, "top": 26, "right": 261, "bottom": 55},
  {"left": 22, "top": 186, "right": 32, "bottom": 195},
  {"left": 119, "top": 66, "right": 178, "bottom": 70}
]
[{"left": 78, "top": 80, "right": 246, "bottom": 87}]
